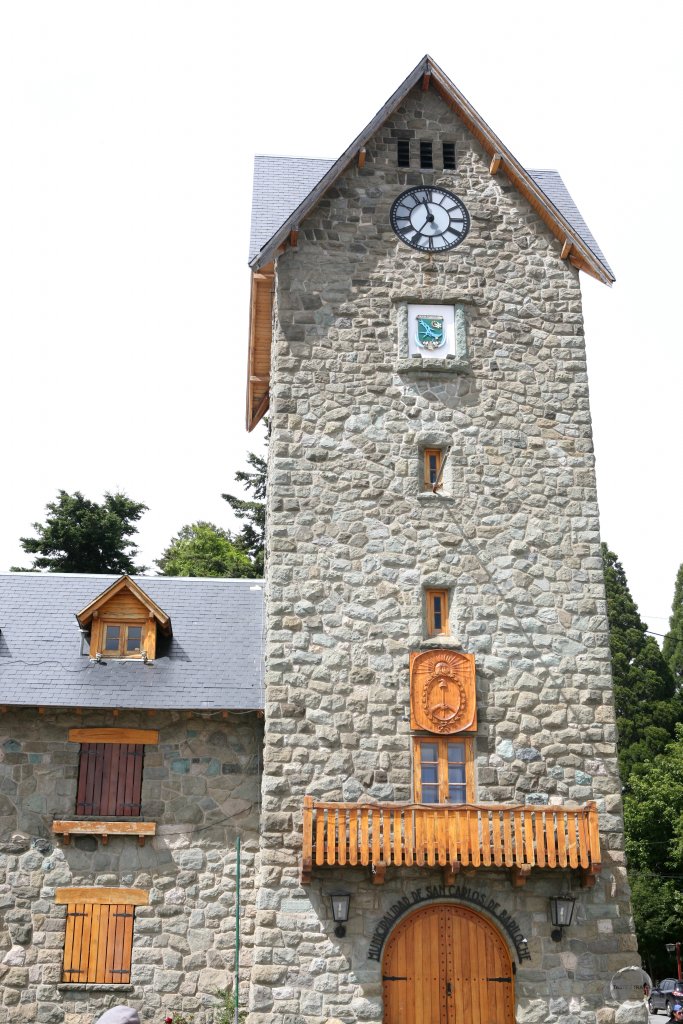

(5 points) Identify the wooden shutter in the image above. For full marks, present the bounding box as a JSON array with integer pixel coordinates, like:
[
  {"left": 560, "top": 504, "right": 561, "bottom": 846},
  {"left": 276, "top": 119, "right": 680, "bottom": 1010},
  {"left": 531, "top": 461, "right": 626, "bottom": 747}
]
[
  {"left": 62, "top": 902, "right": 135, "bottom": 983},
  {"left": 75, "top": 743, "right": 144, "bottom": 816}
]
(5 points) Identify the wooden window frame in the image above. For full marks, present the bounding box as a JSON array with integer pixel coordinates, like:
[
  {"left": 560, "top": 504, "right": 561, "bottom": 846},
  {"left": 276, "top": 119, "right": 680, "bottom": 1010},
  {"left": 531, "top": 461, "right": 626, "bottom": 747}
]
[
  {"left": 101, "top": 620, "right": 146, "bottom": 658},
  {"left": 57, "top": 887, "right": 147, "bottom": 985},
  {"left": 413, "top": 736, "right": 475, "bottom": 804},
  {"left": 425, "top": 588, "right": 449, "bottom": 637},
  {"left": 423, "top": 448, "right": 444, "bottom": 492}
]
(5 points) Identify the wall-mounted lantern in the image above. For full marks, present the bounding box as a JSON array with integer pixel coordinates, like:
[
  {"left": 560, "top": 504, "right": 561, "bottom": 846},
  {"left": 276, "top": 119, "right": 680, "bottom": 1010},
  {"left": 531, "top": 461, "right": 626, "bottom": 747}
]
[
  {"left": 549, "top": 894, "right": 576, "bottom": 942},
  {"left": 329, "top": 892, "right": 351, "bottom": 938}
]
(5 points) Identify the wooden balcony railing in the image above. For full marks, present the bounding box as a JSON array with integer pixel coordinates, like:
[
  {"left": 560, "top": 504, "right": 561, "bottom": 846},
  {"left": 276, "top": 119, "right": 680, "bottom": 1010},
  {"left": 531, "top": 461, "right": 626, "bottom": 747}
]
[{"left": 301, "top": 797, "right": 601, "bottom": 887}]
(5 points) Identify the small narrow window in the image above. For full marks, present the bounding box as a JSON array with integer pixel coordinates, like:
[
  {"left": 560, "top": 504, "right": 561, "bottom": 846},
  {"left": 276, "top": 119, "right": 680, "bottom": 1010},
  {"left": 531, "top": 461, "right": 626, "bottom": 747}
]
[
  {"left": 426, "top": 589, "right": 449, "bottom": 637},
  {"left": 423, "top": 449, "right": 443, "bottom": 491},
  {"left": 76, "top": 742, "right": 145, "bottom": 815},
  {"left": 443, "top": 142, "right": 456, "bottom": 169},
  {"left": 420, "top": 141, "right": 433, "bottom": 169},
  {"left": 414, "top": 737, "right": 474, "bottom": 803},
  {"left": 397, "top": 139, "right": 410, "bottom": 167}
]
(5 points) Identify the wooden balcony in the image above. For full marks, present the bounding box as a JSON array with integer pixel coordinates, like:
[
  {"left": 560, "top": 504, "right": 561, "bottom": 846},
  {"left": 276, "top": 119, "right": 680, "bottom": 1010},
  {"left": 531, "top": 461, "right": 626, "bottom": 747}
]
[{"left": 301, "top": 797, "right": 601, "bottom": 887}]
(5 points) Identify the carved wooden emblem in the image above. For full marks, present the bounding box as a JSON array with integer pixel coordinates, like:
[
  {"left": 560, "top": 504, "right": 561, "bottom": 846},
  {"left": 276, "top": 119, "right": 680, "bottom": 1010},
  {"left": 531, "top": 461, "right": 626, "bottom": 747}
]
[{"left": 410, "top": 649, "right": 477, "bottom": 734}]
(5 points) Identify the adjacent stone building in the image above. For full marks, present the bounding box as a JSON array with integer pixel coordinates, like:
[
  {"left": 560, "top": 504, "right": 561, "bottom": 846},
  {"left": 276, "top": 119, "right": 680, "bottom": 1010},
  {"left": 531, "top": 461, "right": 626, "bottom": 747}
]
[
  {"left": 245, "top": 54, "right": 638, "bottom": 1024},
  {"left": 0, "top": 574, "right": 264, "bottom": 1022}
]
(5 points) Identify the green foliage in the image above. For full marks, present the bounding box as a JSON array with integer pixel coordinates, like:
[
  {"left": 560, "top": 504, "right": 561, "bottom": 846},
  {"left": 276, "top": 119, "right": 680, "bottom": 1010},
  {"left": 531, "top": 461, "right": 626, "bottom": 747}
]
[
  {"left": 214, "top": 988, "right": 246, "bottom": 1024},
  {"left": 13, "top": 490, "right": 147, "bottom": 573},
  {"left": 222, "top": 421, "right": 267, "bottom": 578},
  {"left": 601, "top": 544, "right": 679, "bottom": 782},
  {"left": 155, "top": 522, "right": 255, "bottom": 578},
  {"left": 664, "top": 564, "right": 683, "bottom": 691},
  {"left": 624, "top": 728, "right": 683, "bottom": 974}
]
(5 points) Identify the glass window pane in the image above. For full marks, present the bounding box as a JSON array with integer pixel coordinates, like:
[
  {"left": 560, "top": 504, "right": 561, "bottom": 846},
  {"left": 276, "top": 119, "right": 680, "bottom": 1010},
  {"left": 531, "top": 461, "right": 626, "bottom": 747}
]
[
  {"left": 449, "top": 786, "right": 467, "bottom": 804},
  {"left": 422, "top": 785, "right": 439, "bottom": 803},
  {"left": 126, "top": 626, "right": 143, "bottom": 651},
  {"left": 448, "top": 765, "right": 466, "bottom": 784},
  {"left": 420, "top": 743, "right": 438, "bottom": 762},
  {"left": 104, "top": 626, "right": 120, "bottom": 651},
  {"left": 421, "top": 765, "right": 438, "bottom": 784},
  {"left": 448, "top": 742, "right": 465, "bottom": 762}
]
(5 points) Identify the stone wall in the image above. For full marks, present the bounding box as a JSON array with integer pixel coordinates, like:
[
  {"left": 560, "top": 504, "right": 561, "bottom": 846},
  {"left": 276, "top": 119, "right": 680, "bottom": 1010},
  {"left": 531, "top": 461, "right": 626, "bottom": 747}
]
[
  {"left": 253, "top": 82, "right": 637, "bottom": 1023},
  {"left": 0, "top": 708, "right": 262, "bottom": 1023}
]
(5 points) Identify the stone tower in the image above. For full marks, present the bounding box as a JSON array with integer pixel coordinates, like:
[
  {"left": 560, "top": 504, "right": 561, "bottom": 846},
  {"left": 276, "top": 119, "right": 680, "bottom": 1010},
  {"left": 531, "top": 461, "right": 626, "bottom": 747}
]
[{"left": 246, "top": 55, "right": 637, "bottom": 1024}]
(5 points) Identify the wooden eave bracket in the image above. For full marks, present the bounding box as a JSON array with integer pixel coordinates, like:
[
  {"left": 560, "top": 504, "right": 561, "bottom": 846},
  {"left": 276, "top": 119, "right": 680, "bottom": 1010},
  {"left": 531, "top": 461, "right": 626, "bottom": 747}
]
[
  {"left": 510, "top": 865, "right": 532, "bottom": 888},
  {"left": 289, "top": 227, "right": 299, "bottom": 248},
  {"left": 489, "top": 153, "right": 502, "bottom": 175},
  {"left": 421, "top": 72, "right": 431, "bottom": 91},
  {"left": 357, "top": 148, "right": 366, "bottom": 169},
  {"left": 300, "top": 857, "right": 312, "bottom": 886},
  {"left": 580, "top": 863, "right": 601, "bottom": 888},
  {"left": 560, "top": 239, "right": 573, "bottom": 260},
  {"left": 52, "top": 820, "right": 156, "bottom": 847},
  {"left": 371, "top": 861, "right": 387, "bottom": 886}
]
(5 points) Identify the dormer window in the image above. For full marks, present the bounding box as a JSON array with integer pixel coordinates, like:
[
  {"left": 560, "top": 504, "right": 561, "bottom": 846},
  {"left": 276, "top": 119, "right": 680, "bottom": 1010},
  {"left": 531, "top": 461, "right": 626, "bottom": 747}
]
[
  {"left": 76, "top": 575, "right": 172, "bottom": 662},
  {"left": 103, "top": 622, "right": 145, "bottom": 657}
]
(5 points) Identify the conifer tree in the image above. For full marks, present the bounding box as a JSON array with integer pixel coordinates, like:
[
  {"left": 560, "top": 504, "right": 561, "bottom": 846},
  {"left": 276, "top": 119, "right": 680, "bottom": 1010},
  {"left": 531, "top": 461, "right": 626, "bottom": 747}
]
[
  {"left": 663, "top": 564, "right": 683, "bottom": 690},
  {"left": 222, "top": 422, "right": 267, "bottom": 577},
  {"left": 601, "top": 543, "right": 680, "bottom": 782}
]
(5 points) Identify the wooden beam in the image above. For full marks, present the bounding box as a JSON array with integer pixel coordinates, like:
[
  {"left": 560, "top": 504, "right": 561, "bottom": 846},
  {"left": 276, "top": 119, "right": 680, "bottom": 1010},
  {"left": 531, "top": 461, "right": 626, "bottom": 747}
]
[
  {"left": 52, "top": 821, "right": 156, "bottom": 841},
  {"left": 489, "top": 153, "right": 502, "bottom": 175},
  {"left": 421, "top": 72, "right": 431, "bottom": 91},
  {"left": 371, "top": 861, "right": 387, "bottom": 886},
  {"left": 68, "top": 727, "right": 159, "bottom": 745},
  {"left": 289, "top": 228, "right": 299, "bottom": 248},
  {"left": 357, "top": 148, "right": 366, "bottom": 169},
  {"left": 56, "top": 886, "right": 149, "bottom": 906},
  {"left": 510, "top": 865, "right": 532, "bottom": 888},
  {"left": 442, "top": 865, "right": 460, "bottom": 886},
  {"left": 560, "top": 239, "right": 572, "bottom": 260}
]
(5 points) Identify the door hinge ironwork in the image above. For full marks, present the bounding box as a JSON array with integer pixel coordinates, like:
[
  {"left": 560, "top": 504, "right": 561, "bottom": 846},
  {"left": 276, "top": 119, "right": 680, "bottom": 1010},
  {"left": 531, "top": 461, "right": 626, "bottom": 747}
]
[
  {"left": 382, "top": 975, "right": 408, "bottom": 981},
  {"left": 487, "top": 976, "right": 513, "bottom": 983}
]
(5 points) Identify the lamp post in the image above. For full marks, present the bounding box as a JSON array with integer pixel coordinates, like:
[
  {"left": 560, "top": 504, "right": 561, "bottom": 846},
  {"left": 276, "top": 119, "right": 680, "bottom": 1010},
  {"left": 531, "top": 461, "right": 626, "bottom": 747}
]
[
  {"left": 666, "top": 942, "right": 682, "bottom": 981},
  {"left": 549, "top": 894, "right": 576, "bottom": 943}
]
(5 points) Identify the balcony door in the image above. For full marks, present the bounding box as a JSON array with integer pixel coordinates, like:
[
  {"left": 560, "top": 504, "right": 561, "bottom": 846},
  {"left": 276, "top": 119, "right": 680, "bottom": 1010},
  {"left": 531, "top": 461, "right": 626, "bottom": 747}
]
[{"left": 382, "top": 904, "right": 514, "bottom": 1024}]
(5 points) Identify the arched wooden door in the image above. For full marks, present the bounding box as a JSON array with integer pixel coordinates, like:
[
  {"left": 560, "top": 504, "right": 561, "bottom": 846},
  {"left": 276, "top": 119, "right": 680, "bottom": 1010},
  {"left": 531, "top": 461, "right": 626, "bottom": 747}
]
[{"left": 382, "top": 904, "right": 514, "bottom": 1024}]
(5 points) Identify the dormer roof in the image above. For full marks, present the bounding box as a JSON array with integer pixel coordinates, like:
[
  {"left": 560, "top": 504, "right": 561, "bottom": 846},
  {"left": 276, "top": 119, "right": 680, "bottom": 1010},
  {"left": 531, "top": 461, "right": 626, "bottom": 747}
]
[{"left": 76, "top": 575, "right": 172, "bottom": 636}]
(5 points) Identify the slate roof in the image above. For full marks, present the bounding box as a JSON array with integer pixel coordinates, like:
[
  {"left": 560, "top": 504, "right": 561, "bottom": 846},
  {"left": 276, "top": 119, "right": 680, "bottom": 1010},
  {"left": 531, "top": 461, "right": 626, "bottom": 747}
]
[
  {"left": 249, "top": 155, "right": 613, "bottom": 279},
  {"left": 0, "top": 574, "right": 264, "bottom": 711}
]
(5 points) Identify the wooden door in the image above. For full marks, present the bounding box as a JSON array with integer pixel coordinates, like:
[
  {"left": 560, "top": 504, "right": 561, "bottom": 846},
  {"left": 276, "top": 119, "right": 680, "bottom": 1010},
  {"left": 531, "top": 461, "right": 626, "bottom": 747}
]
[{"left": 382, "top": 904, "right": 514, "bottom": 1024}]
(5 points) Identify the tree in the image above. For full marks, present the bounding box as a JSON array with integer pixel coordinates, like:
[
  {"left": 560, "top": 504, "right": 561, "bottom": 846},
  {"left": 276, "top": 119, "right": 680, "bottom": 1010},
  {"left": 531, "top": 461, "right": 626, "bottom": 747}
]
[
  {"left": 13, "top": 490, "right": 148, "bottom": 574},
  {"left": 601, "top": 544, "right": 680, "bottom": 783},
  {"left": 664, "top": 564, "right": 683, "bottom": 691},
  {"left": 624, "top": 728, "right": 683, "bottom": 976},
  {"left": 222, "top": 422, "right": 267, "bottom": 577},
  {"left": 155, "top": 522, "right": 254, "bottom": 578}
]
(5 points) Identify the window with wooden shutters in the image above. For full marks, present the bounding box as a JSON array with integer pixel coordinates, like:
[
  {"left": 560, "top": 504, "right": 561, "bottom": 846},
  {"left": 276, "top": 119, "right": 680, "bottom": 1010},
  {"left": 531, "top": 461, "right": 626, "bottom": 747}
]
[
  {"left": 68, "top": 728, "right": 158, "bottom": 818},
  {"left": 57, "top": 887, "right": 147, "bottom": 985},
  {"left": 76, "top": 743, "right": 144, "bottom": 816}
]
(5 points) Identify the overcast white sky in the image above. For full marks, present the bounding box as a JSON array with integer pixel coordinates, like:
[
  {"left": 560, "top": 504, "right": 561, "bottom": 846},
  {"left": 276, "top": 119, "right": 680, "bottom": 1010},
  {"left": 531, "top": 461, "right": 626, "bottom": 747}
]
[{"left": 0, "top": 2, "right": 681, "bottom": 640}]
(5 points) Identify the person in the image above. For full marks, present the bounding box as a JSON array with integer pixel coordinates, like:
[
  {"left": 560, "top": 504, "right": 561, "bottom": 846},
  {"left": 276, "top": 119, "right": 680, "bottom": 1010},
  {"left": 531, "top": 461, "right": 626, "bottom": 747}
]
[
  {"left": 667, "top": 1003, "right": 683, "bottom": 1024},
  {"left": 93, "top": 1009, "right": 140, "bottom": 1024}
]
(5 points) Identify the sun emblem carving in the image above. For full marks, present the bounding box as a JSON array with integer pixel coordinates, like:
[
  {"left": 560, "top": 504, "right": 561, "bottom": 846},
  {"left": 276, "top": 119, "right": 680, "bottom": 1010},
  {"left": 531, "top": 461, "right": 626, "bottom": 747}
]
[
  {"left": 421, "top": 655, "right": 467, "bottom": 732},
  {"left": 410, "top": 648, "right": 476, "bottom": 735}
]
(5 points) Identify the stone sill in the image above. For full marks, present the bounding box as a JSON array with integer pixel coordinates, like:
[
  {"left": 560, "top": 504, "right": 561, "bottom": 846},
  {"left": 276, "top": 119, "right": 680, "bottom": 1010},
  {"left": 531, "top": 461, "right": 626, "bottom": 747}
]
[
  {"left": 394, "top": 358, "right": 470, "bottom": 375},
  {"left": 416, "top": 492, "right": 455, "bottom": 504},
  {"left": 58, "top": 984, "right": 134, "bottom": 992},
  {"left": 415, "top": 637, "right": 464, "bottom": 650}
]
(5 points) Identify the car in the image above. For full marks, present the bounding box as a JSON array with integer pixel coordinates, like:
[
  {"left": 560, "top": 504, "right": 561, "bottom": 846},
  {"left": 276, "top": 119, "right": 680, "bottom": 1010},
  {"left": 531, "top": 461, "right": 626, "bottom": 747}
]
[{"left": 649, "top": 979, "right": 683, "bottom": 1014}]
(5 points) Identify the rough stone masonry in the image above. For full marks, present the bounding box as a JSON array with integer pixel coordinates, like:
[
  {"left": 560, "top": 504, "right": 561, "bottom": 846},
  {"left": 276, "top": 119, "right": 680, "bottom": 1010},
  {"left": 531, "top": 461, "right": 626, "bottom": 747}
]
[{"left": 250, "top": 82, "right": 637, "bottom": 1024}]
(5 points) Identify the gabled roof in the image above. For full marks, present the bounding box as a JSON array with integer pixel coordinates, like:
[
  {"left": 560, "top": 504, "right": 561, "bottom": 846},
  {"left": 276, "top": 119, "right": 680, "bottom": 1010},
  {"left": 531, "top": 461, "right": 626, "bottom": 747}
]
[
  {"left": 76, "top": 575, "right": 172, "bottom": 636},
  {"left": 248, "top": 54, "right": 613, "bottom": 285},
  {"left": 0, "top": 574, "right": 264, "bottom": 711}
]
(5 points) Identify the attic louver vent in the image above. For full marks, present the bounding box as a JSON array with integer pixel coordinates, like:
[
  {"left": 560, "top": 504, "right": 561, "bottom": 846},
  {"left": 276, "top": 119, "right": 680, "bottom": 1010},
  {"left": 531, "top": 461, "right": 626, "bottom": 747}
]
[
  {"left": 443, "top": 143, "right": 456, "bottom": 170},
  {"left": 420, "top": 141, "right": 433, "bottom": 169},
  {"left": 397, "top": 139, "right": 410, "bottom": 167}
]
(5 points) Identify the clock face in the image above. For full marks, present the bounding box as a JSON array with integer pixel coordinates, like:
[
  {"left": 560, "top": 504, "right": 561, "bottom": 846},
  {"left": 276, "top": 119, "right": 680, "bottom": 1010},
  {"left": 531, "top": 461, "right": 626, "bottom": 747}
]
[{"left": 390, "top": 187, "right": 470, "bottom": 252}]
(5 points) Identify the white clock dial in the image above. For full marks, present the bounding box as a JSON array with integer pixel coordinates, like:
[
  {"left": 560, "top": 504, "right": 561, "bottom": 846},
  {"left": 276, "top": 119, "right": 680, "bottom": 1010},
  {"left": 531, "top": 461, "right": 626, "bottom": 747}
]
[{"left": 390, "top": 187, "right": 470, "bottom": 252}]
